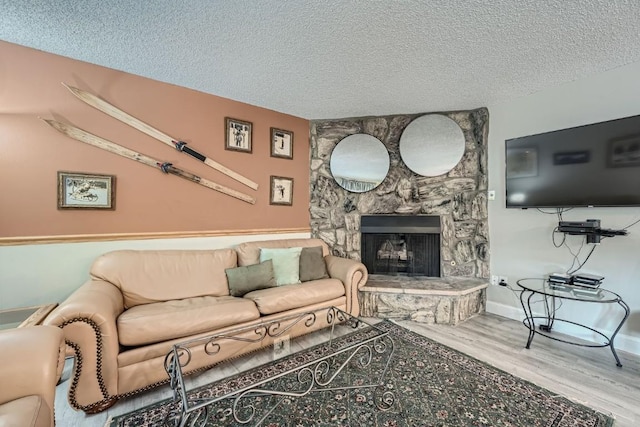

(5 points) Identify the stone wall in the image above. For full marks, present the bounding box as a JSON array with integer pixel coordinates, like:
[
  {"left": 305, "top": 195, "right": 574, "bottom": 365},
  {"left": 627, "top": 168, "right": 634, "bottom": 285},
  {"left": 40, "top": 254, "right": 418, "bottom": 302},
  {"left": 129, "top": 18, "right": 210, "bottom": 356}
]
[{"left": 309, "top": 108, "right": 490, "bottom": 279}]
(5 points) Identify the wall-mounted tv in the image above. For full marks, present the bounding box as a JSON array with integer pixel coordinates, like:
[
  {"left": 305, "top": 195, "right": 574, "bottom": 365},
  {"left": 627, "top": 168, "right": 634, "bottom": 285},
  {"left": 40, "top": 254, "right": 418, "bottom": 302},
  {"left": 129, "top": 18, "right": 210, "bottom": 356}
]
[{"left": 505, "top": 114, "right": 640, "bottom": 208}]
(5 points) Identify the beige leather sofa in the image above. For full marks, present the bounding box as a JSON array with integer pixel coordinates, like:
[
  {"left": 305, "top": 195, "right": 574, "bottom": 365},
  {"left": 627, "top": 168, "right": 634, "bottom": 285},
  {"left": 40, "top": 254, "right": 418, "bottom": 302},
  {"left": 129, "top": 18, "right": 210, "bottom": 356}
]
[
  {"left": 44, "top": 238, "right": 367, "bottom": 413},
  {"left": 0, "top": 325, "right": 65, "bottom": 427}
]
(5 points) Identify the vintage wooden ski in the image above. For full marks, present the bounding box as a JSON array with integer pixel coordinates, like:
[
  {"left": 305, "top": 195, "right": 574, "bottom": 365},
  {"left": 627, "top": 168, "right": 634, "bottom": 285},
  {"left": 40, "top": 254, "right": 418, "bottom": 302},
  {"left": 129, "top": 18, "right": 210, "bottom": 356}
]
[
  {"left": 42, "top": 119, "right": 256, "bottom": 205},
  {"left": 62, "top": 83, "right": 259, "bottom": 191}
]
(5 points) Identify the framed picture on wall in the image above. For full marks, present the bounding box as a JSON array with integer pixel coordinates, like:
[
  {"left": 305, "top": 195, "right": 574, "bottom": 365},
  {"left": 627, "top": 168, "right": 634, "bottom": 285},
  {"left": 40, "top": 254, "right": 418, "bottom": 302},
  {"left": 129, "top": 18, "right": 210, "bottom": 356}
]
[
  {"left": 269, "top": 176, "right": 294, "bottom": 206},
  {"left": 225, "top": 117, "right": 252, "bottom": 153},
  {"left": 270, "top": 128, "right": 293, "bottom": 159},
  {"left": 57, "top": 171, "right": 115, "bottom": 210}
]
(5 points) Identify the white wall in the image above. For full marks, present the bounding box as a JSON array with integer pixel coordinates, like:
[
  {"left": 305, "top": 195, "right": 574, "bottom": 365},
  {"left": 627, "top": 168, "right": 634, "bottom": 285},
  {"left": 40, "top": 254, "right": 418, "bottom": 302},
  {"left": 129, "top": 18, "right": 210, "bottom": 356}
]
[
  {"left": 487, "top": 61, "right": 640, "bottom": 356},
  {"left": 0, "top": 232, "right": 310, "bottom": 310}
]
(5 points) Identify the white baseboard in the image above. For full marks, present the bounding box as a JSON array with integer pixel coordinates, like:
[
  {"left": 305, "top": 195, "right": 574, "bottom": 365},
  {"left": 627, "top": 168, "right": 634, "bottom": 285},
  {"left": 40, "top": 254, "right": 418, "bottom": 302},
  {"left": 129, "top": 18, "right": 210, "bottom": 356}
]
[{"left": 486, "top": 301, "right": 640, "bottom": 357}]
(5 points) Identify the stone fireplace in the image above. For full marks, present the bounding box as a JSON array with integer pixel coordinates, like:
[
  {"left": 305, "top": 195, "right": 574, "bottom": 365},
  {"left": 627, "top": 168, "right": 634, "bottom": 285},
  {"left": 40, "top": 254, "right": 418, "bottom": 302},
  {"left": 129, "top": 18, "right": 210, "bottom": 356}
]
[
  {"left": 308, "top": 109, "right": 489, "bottom": 324},
  {"left": 309, "top": 108, "right": 489, "bottom": 279},
  {"left": 360, "top": 215, "right": 441, "bottom": 277}
]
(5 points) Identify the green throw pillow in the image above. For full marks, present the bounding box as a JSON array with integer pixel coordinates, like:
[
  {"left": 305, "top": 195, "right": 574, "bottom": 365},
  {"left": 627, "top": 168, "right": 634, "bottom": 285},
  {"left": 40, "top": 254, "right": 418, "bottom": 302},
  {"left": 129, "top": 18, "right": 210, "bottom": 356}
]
[
  {"left": 299, "top": 246, "right": 329, "bottom": 282},
  {"left": 259, "top": 247, "right": 303, "bottom": 286},
  {"left": 225, "top": 260, "right": 276, "bottom": 297}
]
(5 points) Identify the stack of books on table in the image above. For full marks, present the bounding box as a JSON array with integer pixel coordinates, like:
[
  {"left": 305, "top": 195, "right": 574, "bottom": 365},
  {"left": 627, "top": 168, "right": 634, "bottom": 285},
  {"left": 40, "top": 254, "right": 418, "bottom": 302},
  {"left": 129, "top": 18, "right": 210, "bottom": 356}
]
[
  {"left": 570, "top": 273, "right": 604, "bottom": 296},
  {"left": 547, "top": 273, "right": 572, "bottom": 292}
]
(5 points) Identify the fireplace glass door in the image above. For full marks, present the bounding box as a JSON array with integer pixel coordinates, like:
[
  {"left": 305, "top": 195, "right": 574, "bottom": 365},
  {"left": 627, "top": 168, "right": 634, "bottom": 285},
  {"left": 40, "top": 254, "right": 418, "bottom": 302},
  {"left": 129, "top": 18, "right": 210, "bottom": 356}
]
[{"left": 361, "top": 233, "right": 440, "bottom": 276}]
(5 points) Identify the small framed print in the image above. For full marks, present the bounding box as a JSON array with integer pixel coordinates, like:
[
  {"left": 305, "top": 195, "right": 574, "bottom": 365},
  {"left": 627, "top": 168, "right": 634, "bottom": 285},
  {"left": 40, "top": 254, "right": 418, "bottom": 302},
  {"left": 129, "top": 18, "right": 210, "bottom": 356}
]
[
  {"left": 270, "top": 128, "right": 293, "bottom": 159},
  {"left": 225, "top": 117, "right": 252, "bottom": 153},
  {"left": 270, "top": 176, "right": 294, "bottom": 206},
  {"left": 57, "top": 171, "right": 115, "bottom": 210}
]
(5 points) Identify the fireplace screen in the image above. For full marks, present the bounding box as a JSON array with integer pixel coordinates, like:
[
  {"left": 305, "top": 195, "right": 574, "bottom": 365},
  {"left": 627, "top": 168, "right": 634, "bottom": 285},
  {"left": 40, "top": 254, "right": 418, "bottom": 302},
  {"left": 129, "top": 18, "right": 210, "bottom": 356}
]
[
  {"left": 362, "top": 233, "right": 440, "bottom": 276},
  {"left": 360, "top": 215, "right": 441, "bottom": 277}
]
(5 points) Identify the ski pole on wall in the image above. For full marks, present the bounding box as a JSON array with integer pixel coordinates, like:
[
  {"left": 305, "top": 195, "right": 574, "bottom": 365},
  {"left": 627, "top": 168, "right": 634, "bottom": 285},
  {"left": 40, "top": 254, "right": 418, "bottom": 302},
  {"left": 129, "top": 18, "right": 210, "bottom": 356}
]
[
  {"left": 42, "top": 119, "right": 256, "bottom": 204},
  {"left": 62, "top": 83, "right": 259, "bottom": 191}
]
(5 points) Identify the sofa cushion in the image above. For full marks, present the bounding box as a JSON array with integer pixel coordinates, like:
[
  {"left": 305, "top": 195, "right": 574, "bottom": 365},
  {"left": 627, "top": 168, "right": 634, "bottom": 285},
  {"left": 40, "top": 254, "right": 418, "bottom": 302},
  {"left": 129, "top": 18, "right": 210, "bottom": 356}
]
[
  {"left": 299, "top": 246, "right": 329, "bottom": 282},
  {"left": 0, "top": 395, "right": 50, "bottom": 427},
  {"left": 236, "top": 238, "right": 330, "bottom": 266},
  {"left": 225, "top": 260, "right": 276, "bottom": 297},
  {"left": 259, "top": 247, "right": 302, "bottom": 286},
  {"left": 91, "top": 249, "right": 238, "bottom": 308},
  {"left": 244, "top": 278, "right": 345, "bottom": 315},
  {"left": 117, "top": 296, "right": 260, "bottom": 346}
]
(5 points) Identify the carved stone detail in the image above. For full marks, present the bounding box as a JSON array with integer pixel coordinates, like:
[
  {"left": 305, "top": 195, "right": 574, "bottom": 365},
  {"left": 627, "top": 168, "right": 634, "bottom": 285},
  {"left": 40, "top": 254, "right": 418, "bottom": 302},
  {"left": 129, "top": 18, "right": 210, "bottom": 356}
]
[{"left": 310, "top": 108, "right": 489, "bottom": 279}]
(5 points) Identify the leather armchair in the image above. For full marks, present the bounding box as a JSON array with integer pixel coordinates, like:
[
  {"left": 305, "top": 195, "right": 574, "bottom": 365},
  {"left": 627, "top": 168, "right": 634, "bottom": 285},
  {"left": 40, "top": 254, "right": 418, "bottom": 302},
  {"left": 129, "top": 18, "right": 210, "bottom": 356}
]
[{"left": 0, "top": 325, "right": 65, "bottom": 427}]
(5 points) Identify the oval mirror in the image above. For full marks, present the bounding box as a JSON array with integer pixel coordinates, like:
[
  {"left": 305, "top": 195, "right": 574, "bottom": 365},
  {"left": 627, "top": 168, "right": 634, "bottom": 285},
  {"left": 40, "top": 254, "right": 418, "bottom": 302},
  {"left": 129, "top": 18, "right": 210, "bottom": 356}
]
[
  {"left": 399, "top": 114, "right": 465, "bottom": 177},
  {"left": 330, "top": 134, "right": 390, "bottom": 192}
]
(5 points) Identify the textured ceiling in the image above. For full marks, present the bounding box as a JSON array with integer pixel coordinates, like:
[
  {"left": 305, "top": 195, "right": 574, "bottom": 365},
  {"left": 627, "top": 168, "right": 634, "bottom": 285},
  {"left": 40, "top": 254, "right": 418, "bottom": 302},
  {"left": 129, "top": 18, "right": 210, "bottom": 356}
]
[{"left": 1, "top": 0, "right": 639, "bottom": 119}]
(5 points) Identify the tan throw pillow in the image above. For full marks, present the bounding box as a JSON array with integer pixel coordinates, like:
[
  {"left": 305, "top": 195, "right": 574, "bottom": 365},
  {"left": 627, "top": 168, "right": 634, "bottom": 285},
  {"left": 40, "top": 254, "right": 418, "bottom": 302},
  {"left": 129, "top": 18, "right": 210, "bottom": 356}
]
[
  {"left": 225, "top": 260, "right": 276, "bottom": 297},
  {"left": 299, "top": 246, "right": 330, "bottom": 282}
]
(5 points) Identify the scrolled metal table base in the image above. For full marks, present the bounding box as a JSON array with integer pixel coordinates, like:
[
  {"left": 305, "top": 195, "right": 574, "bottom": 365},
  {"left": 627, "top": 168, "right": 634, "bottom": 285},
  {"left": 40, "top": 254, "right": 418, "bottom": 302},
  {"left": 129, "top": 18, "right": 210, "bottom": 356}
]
[{"left": 164, "top": 307, "right": 395, "bottom": 427}]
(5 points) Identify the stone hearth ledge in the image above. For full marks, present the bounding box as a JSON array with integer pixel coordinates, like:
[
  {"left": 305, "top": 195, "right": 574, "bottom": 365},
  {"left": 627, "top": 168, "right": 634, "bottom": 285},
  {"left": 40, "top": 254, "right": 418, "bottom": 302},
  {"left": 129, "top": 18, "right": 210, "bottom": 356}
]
[{"left": 360, "top": 275, "right": 488, "bottom": 325}]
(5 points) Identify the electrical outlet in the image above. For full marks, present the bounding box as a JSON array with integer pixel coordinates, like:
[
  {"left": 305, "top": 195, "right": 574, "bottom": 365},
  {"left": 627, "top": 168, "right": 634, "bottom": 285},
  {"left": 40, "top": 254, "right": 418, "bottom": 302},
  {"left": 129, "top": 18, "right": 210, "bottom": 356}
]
[
  {"left": 488, "top": 190, "right": 496, "bottom": 200},
  {"left": 498, "top": 276, "right": 509, "bottom": 286},
  {"left": 273, "top": 335, "right": 290, "bottom": 359},
  {"left": 491, "top": 275, "right": 499, "bottom": 286}
]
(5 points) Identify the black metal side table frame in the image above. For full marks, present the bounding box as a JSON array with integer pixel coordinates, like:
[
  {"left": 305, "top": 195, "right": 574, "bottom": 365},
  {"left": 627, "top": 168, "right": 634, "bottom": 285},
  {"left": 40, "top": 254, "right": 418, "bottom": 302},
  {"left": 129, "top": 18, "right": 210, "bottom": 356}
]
[{"left": 517, "top": 278, "right": 630, "bottom": 367}]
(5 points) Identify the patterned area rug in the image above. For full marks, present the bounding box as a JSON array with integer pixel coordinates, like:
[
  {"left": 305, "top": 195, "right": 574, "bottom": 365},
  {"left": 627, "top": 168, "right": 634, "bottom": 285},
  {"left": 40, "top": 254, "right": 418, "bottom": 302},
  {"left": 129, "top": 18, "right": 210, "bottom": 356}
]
[{"left": 109, "top": 321, "right": 614, "bottom": 426}]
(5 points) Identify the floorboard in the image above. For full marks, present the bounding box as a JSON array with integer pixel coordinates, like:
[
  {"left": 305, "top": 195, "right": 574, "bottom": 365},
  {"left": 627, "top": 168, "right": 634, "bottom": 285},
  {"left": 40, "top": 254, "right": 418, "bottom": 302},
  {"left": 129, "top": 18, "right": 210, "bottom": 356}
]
[{"left": 54, "top": 313, "right": 640, "bottom": 426}]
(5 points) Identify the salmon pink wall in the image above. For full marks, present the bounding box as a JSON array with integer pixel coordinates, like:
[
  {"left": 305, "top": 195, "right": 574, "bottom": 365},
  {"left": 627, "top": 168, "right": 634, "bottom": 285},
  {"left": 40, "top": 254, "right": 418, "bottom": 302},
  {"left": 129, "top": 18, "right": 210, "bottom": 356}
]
[{"left": 0, "top": 41, "right": 310, "bottom": 239}]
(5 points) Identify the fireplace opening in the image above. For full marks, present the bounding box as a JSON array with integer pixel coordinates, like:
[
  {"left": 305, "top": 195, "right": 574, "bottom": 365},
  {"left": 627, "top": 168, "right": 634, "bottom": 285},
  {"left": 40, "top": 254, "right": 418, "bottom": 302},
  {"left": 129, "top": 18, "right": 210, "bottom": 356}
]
[{"left": 361, "top": 215, "right": 441, "bottom": 276}]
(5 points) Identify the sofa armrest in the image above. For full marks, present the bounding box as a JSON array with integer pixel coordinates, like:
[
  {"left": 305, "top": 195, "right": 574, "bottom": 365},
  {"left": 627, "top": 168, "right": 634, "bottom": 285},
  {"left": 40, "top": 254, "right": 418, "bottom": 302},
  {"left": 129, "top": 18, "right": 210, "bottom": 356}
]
[
  {"left": 0, "top": 325, "right": 63, "bottom": 425},
  {"left": 44, "top": 280, "right": 124, "bottom": 412},
  {"left": 324, "top": 255, "right": 368, "bottom": 316}
]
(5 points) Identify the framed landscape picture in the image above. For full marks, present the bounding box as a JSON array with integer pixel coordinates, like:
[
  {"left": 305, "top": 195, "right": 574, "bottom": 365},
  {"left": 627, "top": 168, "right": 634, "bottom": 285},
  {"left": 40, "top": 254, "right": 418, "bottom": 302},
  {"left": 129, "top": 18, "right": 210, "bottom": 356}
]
[
  {"left": 57, "top": 171, "right": 115, "bottom": 210},
  {"left": 269, "top": 176, "right": 294, "bottom": 206},
  {"left": 225, "top": 117, "right": 252, "bottom": 153},
  {"left": 270, "top": 128, "right": 293, "bottom": 159}
]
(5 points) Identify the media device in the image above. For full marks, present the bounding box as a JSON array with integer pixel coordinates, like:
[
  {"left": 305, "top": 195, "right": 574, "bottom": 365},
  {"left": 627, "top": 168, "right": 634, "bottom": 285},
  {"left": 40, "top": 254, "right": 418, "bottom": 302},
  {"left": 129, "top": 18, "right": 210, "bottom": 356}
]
[
  {"left": 557, "top": 218, "right": 627, "bottom": 243},
  {"left": 558, "top": 220, "right": 600, "bottom": 229},
  {"left": 505, "top": 114, "right": 640, "bottom": 208}
]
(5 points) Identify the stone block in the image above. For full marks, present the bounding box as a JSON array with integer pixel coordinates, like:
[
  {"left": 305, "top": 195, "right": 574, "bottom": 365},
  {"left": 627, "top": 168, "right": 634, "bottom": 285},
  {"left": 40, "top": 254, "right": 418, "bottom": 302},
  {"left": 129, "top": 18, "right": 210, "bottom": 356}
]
[{"left": 359, "top": 276, "right": 487, "bottom": 325}]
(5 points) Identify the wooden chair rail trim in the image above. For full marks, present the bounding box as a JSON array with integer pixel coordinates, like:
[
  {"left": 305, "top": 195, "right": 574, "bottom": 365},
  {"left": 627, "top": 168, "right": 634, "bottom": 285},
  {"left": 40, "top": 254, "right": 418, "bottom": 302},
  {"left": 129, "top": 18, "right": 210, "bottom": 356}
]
[{"left": 0, "top": 227, "right": 311, "bottom": 246}]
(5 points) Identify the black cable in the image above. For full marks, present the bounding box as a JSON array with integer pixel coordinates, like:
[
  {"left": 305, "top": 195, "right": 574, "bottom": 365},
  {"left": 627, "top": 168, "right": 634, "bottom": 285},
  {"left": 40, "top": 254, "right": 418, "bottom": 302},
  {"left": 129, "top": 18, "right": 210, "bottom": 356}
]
[
  {"left": 504, "top": 283, "right": 564, "bottom": 317},
  {"left": 535, "top": 208, "right": 561, "bottom": 215},
  {"left": 551, "top": 226, "right": 566, "bottom": 248},
  {"left": 563, "top": 236, "right": 586, "bottom": 273},
  {"left": 622, "top": 216, "right": 640, "bottom": 231},
  {"left": 567, "top": 244, "right": 598, "bottom": 275}
]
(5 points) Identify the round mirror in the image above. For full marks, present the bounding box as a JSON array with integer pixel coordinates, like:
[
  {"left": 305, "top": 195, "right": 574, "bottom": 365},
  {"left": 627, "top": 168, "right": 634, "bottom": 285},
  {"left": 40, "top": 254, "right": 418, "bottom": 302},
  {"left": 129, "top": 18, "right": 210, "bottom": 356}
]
[
  {"left": 399, "top": 114, "right": 465, "bottom": 177},
  {"left": 330, "top": 134, "right": 390, "bottom": 192}
]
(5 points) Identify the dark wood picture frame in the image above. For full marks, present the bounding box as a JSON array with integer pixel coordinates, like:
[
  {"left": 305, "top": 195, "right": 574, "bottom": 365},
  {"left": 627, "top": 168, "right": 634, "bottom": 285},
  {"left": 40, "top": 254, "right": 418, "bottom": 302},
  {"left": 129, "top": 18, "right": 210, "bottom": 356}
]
[
  {"left": 225, "top": 117, "right": 253, "bottom": 153},
  {"left": 269, "top": 175, "right": 294, "bottom": 206},
  {"left": 57, "top": 171, "right": 115, "bottom": 210},
  {"left": 270, "top": 127, "right": 294, "bottom": 159}
]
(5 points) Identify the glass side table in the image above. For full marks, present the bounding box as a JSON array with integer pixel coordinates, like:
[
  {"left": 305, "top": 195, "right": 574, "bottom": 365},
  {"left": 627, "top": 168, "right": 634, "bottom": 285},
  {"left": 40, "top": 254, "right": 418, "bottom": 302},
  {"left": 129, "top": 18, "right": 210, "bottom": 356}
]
[{"left": 516, "top": 278, "right": 630, "bottom": 367}]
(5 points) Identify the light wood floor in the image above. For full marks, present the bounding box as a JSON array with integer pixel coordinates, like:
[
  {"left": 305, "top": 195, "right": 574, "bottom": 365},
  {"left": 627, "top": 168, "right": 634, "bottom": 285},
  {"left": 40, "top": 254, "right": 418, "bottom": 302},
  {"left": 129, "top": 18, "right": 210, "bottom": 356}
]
[{"left": 54, "top": 313, "right": 640, "bottom": 426}]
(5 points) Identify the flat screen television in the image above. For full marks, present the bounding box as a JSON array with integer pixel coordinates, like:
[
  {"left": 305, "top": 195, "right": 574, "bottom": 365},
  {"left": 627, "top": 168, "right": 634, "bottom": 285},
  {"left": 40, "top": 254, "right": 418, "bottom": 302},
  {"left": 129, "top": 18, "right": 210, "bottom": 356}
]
[{"left": 505, "top": 114, "right": 640, "bottom": 208}]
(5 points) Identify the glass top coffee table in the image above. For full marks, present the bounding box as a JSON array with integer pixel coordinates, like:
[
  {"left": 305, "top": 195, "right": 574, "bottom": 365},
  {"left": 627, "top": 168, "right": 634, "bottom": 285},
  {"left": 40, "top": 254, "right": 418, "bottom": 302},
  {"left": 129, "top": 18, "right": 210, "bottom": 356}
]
[{"left": 164, "top": 306, "right": 395, "bottom": 427}]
